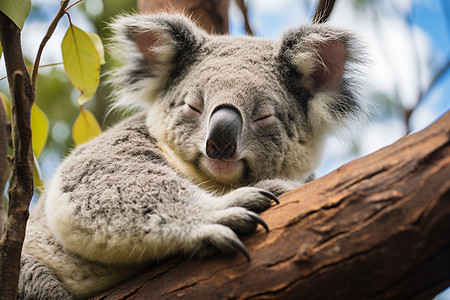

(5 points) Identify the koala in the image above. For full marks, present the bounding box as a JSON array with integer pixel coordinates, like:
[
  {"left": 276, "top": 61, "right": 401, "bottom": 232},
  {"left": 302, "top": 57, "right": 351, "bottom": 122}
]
[{"left": 18, "top": 14, "right": 367, "bottom": 299}]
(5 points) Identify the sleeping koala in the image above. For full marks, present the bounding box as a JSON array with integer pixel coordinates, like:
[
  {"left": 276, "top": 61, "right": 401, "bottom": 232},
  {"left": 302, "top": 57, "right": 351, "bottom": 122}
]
[{"left": 19, "top": 14, "right": 367, "bottom": 299}]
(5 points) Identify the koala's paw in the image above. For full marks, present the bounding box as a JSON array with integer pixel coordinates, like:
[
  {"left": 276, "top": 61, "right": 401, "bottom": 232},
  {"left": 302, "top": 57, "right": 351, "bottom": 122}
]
[
  {"left": 220, "top": 187, "right": 279, "bottom": 213},
  {"left": 192, "top": 189, "right": 277, "bottom": 260},
  {"left": 211, "top": 207, "right": 268, "bottom": 235},
  {"left": 193, "top": 224, "right": 254, "bottom": 261}
]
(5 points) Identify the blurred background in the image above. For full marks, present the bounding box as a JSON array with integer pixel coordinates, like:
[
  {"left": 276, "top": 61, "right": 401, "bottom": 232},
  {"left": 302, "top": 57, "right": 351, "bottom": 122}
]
[{"left": 0, "top": 0, "right": 449, "bottom": 296}]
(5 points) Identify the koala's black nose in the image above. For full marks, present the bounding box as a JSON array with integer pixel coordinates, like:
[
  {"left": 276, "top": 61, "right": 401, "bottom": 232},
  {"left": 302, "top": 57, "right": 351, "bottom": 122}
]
[{"left": 206, "top": 106, "right": 242, "bottom": 160}]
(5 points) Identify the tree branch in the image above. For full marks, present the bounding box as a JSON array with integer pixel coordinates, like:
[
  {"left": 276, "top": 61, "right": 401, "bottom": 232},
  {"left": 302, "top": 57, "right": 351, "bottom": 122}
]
[
  {"left": 138, "top": 0, "right": 230, "bottom": 34},
  {"left": 405, "top": 59, "right": 450, "bottom": 132},
  {"left": 235, "top": 0, "right": 254, "bottom": 36},
  {"left": 94, "top": 111, "right": 450, "bottom": 299},
  {"left": 312, "top": 0, "right": 336, "bottom": 24},
  {"left": 30, "top": 0, "right": 70, "bottom": 91},
  {"left": 0, "top": 11, "right": 35, "bottom": 300}
]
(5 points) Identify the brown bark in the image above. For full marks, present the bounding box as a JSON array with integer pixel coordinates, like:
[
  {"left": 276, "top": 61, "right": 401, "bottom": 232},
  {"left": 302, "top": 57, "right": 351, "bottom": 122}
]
[
  {"left": 0, "top": 12, "right": 35, "bottom": 300},
  {"left": 138, "top": 0, "right": 230, "bottom": 34},
  {"left": 313, "top": 0, "right": 336, "bottom": 24},
  {"left": 93, "top": 111, "right": 450, "bottom": 300}
]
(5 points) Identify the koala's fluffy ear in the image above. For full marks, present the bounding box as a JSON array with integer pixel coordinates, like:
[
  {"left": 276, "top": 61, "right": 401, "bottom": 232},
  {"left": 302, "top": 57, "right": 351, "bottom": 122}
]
[
  {"left": 279, "top": 25, "right": 367, "bottom": 135},
  {"left": 109, "top": 14, "right": 206, "bottom": 108}
]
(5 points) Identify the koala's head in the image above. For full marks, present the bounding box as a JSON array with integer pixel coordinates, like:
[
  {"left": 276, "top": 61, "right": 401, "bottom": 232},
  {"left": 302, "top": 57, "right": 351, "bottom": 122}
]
[{"left": 109, "top": 14, "right": 367, "bottom": 193}]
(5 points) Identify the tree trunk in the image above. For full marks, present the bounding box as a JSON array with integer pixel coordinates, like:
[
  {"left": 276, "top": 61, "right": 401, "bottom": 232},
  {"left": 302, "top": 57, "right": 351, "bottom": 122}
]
[
  {"left": 93, "top": 111, "right": 450, "bottom": 299},
  {"left": 138, "top": 0, "right": 230, "bottom": 34}
]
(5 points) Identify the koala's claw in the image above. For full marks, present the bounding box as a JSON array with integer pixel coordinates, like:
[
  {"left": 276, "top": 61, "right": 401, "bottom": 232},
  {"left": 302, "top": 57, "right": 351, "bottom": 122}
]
[
  {"left": 247, "top": 211, "right": 269, "bottom": 232},
  {"left": 259, "top": 190, "right": 279, "bottom": 205},
  {"left": 232, "top": 238, "right": 251, "bottom": 261}
]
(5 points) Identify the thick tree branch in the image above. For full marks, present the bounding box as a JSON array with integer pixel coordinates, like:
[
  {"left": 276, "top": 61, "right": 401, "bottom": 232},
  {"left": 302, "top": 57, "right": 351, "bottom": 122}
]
[
  {"left": 138, "top": 0, "right": 230, "bottom": 34},
  {"left": 0, "top": 11, "right": 35, "bottom": 300},
  {"left": 94, "top": 111, "right": 450, "bottom": 299}
]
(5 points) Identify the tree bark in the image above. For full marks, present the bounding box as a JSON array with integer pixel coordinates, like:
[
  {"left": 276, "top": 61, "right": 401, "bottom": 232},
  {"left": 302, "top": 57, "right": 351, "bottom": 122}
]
[
  {"left": 93, "top": 111, "right": 450, "bottom": 300},
  {"left": 138, "top": 0, "right": 230, "bottom": 34},
  {"left": 312, "top": 0, "right": 336, "bottom": 24},
  {"left": 0, "top": 12, "right": 35, "bottom": 300}
]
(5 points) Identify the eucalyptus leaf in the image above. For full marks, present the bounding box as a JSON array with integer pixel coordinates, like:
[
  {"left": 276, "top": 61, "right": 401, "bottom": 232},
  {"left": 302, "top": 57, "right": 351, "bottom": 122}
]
[
  {"left": 0, "top": 0, "right": 31, "bottom": 30},
  {"left": 31, "top": 104, "right": 49, "bottom": 159},
  {"left": 87, "top": 32, "right": 105, "bottom": 65},
  {"left": 62, "top": 25, "right": 101, "bottom": 105},
  {"left": 72, "top": 109, "right": 101, "bottom": 146}
]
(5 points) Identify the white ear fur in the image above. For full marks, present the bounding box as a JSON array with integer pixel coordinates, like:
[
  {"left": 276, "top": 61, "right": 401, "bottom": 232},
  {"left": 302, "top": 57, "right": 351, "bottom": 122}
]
[
  {"left": 281, "top": 25, "right": 367, "bottom": 136},
  {"left": 107, "top": 14, "right": 205, "bottom": 110},
  {"left": 289, "top": 32, "right": 346, "bottom": 92}
]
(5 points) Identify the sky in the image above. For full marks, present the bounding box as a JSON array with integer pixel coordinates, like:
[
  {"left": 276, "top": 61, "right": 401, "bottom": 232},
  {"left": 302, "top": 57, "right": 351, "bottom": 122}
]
[{"left": 228, "top": 0, "right": 450, "bottom": 177}]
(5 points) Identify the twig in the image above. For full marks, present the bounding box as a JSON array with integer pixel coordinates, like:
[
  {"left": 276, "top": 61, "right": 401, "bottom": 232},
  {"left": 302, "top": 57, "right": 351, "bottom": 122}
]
[
  {"left": 312, "top": 0, "right": 336, "bottom": 24},
  {"left": 66, "top": 0, "right": 84, "bottom": 12},
  {"left": 31, "top": 0, "right": 70, "bottom": 91},
  {"left": 235, "top": 0, "right": 254, "bottom": 36}
]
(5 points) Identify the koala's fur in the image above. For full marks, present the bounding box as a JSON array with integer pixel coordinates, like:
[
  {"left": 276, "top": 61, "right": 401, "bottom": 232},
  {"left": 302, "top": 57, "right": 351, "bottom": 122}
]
[{"left": 18, "top": 14, "right": 367, "bottom": 299}]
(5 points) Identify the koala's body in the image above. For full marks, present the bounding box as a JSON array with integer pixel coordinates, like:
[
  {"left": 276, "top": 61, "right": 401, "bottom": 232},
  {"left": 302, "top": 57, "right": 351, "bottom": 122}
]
[{"left": 19, "top": 14, "right": 367, "bottom": 299}]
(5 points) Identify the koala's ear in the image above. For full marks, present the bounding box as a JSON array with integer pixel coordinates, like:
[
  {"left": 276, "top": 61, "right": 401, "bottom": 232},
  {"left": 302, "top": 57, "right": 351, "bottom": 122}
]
[
  {"left": 279, "top": 26, "right": 367, "bottom": 134},
  {"left": 109, "top": 14, "right": 206, "bottom": 108}
]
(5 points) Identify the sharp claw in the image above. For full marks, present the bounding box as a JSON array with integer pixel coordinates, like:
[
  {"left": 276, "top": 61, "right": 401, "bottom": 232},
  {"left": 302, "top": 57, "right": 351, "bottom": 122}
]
[
  {"left": 259, "top": 190, "right": 279, "bottom": 204},
  {"left": 232, "top": 238, "right": 251, "bottom": 261},
  {"left": 247, "top": 211, "right": 269, "bottom": 232}
]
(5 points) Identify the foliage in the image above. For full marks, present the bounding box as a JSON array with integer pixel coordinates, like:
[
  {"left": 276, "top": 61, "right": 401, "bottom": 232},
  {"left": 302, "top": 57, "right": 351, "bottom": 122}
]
[
  {"left": 72, "top": 108, "right": 101, "bottom": 146},
  {"left": 62, "top": 24, "right": 104, "bottom": 105},
  {"left": 0, "top": 0, "right": 31, "bottom": 30},
  {"left": 0, "top": 0, "right": 130, "bottom": 194}
]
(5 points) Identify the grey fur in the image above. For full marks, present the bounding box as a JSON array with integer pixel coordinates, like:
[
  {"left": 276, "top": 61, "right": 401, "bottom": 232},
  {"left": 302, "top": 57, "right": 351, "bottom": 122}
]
[{"left": 19, "top": 14, "right": 367, "bottom": 299}]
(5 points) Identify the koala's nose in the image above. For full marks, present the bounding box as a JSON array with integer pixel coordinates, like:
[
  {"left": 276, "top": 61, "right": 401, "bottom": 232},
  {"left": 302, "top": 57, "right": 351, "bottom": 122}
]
[{"left": 206, "top": 106, "right": 242, "bottom": 160}]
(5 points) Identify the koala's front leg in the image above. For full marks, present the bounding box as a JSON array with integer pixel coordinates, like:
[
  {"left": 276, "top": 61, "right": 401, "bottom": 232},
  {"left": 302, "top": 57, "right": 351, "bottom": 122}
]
[
  {"left": 18, "top": 254, "right": 75, "bottom": 300},
  {"left": 45, "top": 158, "right": 278, "bottom": 266},
  {"left": 253, "top": 178, "right": 306, "bottom": 197}
]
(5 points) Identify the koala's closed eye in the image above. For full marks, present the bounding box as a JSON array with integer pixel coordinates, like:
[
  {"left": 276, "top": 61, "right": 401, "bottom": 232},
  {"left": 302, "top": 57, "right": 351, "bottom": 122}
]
[
  {"left": 253, "top": 114, "right": 274, "bottom": 125},
  {"left": 185, "top": 103, "right": 202, "bottom": 115}
]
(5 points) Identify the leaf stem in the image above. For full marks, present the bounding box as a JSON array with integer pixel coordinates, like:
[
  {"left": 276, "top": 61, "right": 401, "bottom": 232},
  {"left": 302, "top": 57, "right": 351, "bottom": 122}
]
[
  {"left": 31, "top": 0, "right": 70, "bottom": 91},
  {"left": 66, "top": 0, "right": 85, "bottom": 12}
]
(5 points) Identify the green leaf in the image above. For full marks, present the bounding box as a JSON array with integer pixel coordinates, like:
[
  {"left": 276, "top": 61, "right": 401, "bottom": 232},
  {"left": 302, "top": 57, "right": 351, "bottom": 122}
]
[
  {"left": 72, "top": 109, "right": 101, "bottom": 146},
  {"left": 87, "top": 32, "right": 105, "bottom": 65},
  {"left": 0, "top": 92, "right": 11, "bottom": 119},
  {"left": 0, "top": 0, "right": 31, "bottom": 30},
  {"left": 31, "top": 104, "right": 49, "bottom": 159},
  {"left": 62, "top": 25, "right": 101, "bottom": 105}
]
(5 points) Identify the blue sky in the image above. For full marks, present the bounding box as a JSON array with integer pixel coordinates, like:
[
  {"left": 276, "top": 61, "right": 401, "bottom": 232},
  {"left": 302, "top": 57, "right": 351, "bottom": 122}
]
[{"left": 230, "top": 0, "right": 450, "bottom": 177}]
